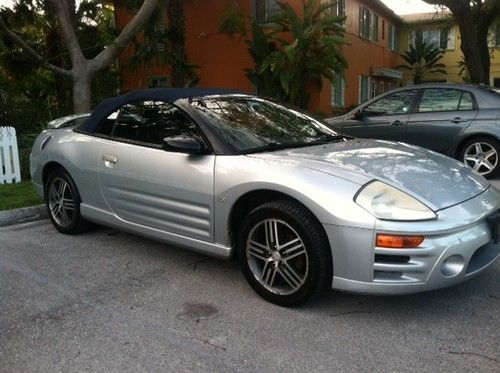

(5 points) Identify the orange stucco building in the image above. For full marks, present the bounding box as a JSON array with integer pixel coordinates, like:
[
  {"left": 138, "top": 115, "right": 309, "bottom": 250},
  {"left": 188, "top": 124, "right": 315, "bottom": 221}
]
[{"left": 115, "top": 0, "right": 403, "bottom": 115}]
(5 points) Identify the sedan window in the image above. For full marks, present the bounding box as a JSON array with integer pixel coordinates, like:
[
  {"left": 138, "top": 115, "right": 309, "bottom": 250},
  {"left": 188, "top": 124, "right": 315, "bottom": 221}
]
[
  {"left": 363, "top": 90, "right": 417, "bottom": 117},
  {"left": 418, "top": 89, "right": 473, "bottom": 112},
  {"left": 110, "top": 101, "right": 200, "bottom": 146},
  {"left": 458, "top": 92, "right": 474, "bottom": 110}
]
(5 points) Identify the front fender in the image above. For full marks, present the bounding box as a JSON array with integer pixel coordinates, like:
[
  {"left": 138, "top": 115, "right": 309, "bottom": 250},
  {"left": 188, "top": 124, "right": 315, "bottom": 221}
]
[{"left": 213, "top": 155, "right": 376, "bottom": 247}]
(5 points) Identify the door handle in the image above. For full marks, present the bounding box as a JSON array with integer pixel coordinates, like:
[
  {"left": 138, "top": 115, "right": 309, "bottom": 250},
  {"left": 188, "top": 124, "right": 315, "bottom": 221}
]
[
  {"left": 450, "top": 117, "right": 468, "bottom": 124},
  {"left": 102, "top": 154, "right": 118, "bottom": 167},
  {"left": 389, "top": 120, "right": 404, "bottom": 126}
]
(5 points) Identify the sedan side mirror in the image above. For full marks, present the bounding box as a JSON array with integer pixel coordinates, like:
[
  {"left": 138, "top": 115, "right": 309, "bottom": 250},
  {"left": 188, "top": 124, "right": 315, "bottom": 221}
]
[{"left": 162, "top": 136, "right": 204, "bottom": 155}]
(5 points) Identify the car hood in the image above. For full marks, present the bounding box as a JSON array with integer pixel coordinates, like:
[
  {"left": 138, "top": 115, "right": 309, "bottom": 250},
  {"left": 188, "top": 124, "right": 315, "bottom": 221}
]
[{"left": 248, "top": 139, "right": 489, "bottom": 211}]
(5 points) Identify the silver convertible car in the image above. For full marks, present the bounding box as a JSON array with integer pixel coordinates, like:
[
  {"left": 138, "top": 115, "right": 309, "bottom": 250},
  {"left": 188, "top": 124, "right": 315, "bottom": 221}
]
[{"left": 30, "top": 88, "right": 500, "bottom": 306}]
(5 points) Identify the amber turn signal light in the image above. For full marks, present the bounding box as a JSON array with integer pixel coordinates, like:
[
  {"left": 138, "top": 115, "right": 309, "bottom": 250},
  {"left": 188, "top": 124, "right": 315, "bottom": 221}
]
[{"left": 376, "top": 234, "right": 425, "bottom": 248}]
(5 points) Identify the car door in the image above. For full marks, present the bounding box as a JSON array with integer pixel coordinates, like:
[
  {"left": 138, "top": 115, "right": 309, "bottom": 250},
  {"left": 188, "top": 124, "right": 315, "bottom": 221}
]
[
  {"left": 334, "top": 89, "right": 418, "bottom": 142},
  {"left": 405, "top": 88, "right": 479, "bottom": 152},
  {"left": 97, "top": 100, "right": 215, "bottom": 242}
]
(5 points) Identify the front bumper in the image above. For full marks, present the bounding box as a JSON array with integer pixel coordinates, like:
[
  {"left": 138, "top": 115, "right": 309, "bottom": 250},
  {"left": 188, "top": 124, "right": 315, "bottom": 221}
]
[{"left": 325, "top": 186, "right": 500, "bottom": 295}]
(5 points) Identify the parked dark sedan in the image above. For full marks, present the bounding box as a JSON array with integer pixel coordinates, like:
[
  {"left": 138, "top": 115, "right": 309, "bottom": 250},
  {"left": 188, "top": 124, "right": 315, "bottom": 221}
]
[{"left": 326, "top": 84, "right": 500, "bottom": 178}]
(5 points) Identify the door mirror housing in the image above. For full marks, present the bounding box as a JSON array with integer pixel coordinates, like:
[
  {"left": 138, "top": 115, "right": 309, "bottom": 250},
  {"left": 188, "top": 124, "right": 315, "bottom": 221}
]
[{"left": 162, "top": 136, "right": 204, "bottom": 154}]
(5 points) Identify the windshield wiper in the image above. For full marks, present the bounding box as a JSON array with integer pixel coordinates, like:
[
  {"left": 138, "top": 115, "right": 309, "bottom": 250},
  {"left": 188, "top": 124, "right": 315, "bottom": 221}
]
[
  {"left": 243, "top": 134, "right": 352, "bottom": 154},
  {"left": 242, "top": 142, "right": 291, "bottom": 154},
  {"left": 316, "top": 133, "right": 352, "bottom": 143}
]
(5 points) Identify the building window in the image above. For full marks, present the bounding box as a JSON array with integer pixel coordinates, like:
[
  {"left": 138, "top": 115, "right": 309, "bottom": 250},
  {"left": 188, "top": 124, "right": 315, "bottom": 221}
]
[
  {"left": 370, "top": 80, "right": 377, "bottom": 99},
  {"left": 331, "top": 76, "right": 346, "bottom": 107},
  {"left": 410, "top": 28, "right": 455, "bottom": 50},
  {"left": 494, "top": 78, "right": 500, "bottom": 88},
  {"left": 323, "top": 0, "right": 345, "bottom": 26},
  {"left": 359, "top": 75, "right": 370, "bottom": 104},
  {"left": 360, "top": 7, "right": 378, "bottom": 42},
  {"left": 388, "top": 24, "right": 398, "bottom": 51},
  {"left": 254, "top": 0, "right": 280, "bottom": 22},
  {"left": 148, "top": 76, "right": 170, "bottom": 88}
]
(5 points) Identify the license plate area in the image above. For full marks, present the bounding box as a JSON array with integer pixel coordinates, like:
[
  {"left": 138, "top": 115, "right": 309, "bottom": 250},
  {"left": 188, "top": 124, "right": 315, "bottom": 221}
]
[{"left": 486, "top": 212, "right": 500, "bottom": 244}]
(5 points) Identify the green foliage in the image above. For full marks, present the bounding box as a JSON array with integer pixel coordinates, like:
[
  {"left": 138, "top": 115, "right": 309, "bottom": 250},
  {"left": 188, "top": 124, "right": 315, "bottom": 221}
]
[
  {"left": 218, "top": 1, "right": 247, "bottom": 38},
  {"left": 221, "top": 0, "right": 347, "bottom": 108},
  {"left": 396, "top": 41, "right": 447, "bottom": 84},
  {"left": 128, "top": 0, "right": 199, "bottom": 87},
  {"left": 0, "top": 181, "right": 42, "bottom": 211},
  {"left": 0, "top": 1, "right": 119, "bottom": 179}
]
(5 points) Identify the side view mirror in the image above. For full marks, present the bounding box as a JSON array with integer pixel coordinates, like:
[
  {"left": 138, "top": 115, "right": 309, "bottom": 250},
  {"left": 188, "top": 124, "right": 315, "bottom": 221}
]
[
  {"left": 162, "top": 136, "right": 204, "bottom": 155},
  {"left": 352, "top": 110, "right": 365, "bottom": 120}
]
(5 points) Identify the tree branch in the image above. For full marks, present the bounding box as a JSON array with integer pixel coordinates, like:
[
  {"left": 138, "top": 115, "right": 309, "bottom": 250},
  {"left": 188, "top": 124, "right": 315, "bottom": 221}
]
[
  {"left": 0, "top": 15, "right": 72, "bottom": 77},
  {"left": 47, "top": 0, "right": 84, "bottom": 66},
  {"left": 90, "top": 0, "right": 160, "bottom": 72}
]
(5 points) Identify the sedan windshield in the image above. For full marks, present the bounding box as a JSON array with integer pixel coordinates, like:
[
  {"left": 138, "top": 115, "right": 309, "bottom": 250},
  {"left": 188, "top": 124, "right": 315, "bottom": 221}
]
[{"left": 190, "top": 96, "right": 344, "bottom": 153}]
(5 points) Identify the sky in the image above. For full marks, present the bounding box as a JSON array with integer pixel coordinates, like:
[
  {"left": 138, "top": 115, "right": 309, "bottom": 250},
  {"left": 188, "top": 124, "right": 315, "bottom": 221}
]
[
  {"left": 379, "top": 0, "right": 439, "bottom": 15},
  {"left": 0, "top": 0, "right": 442, "bottom": 15}
]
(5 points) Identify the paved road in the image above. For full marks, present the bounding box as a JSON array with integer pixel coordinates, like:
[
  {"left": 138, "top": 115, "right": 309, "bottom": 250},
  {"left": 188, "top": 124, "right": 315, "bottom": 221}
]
[{"left": 1, "top": 218, "right": 499, "bottom": 372}]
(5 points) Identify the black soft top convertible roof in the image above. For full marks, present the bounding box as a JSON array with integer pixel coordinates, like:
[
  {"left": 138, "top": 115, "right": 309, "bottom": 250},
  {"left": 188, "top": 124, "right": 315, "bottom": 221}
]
[{"left": 77, "top": 88, "right": 240, "bottom": 133}]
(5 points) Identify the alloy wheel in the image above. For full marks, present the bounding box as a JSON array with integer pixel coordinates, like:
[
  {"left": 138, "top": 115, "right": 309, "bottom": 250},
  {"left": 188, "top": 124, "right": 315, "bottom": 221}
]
[
  {"left": 245, "top": 218, "right": 309, "bottom": 295},
  {"left": 463, "top": 142, "right": 498, "bottom": 176},
  {"left": 47, "top": 177, "right": 75, "bottom": 227}
]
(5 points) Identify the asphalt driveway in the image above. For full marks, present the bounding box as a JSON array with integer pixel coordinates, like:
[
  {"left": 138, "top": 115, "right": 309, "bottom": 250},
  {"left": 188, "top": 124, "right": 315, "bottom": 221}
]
[{"left": 1, "top": 214, "right": 499, "bottom": 372}]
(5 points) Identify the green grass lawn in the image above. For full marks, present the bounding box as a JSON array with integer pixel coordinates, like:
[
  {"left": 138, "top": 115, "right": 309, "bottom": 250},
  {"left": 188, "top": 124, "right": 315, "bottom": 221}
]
[{"left": 0, "top": 181, "right": 43, "bottom": 211}]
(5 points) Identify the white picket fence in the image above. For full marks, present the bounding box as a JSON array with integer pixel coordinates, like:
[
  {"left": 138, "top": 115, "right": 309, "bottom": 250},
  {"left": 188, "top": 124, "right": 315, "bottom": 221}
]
[{"left": 0, "top": 126, "right": 21, "bottom": 184}]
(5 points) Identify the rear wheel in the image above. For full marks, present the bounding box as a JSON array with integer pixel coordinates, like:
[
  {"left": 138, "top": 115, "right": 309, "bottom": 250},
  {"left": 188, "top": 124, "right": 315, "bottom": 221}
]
[
  {"left": 237, "top": 200, "right": 332, "bottom": 306},
  {"left": 460, "top": 137, "right": 500, "bottom": 178},
  {"left": 45, "top": 168, "right": 89, "bottom": 234}
]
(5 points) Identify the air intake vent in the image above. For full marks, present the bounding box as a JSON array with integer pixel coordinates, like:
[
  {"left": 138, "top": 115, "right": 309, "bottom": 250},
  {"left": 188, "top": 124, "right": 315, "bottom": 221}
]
[
  {"left": 40, "top": 136, "right": 52, "bottom": 150},
  {"left": 374, "top": 254, "right": 410, "bottom": 264}
]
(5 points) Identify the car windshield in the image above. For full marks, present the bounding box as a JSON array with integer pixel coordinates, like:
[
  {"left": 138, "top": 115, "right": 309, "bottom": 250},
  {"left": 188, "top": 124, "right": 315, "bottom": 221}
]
[{"left": 190, "top": 96, "right": 344, "bottom": 153}]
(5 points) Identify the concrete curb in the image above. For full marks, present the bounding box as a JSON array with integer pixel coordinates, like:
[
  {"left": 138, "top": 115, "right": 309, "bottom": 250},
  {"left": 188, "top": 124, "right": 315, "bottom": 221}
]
[{"left": 0, "top": 204, "right": 48, "bottom": 227}]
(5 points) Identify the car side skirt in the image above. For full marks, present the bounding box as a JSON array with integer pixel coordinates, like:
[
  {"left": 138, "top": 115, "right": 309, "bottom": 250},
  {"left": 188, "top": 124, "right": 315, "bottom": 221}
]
[{"left": 80, "top": 204, "right": 232, "bottom": 259}]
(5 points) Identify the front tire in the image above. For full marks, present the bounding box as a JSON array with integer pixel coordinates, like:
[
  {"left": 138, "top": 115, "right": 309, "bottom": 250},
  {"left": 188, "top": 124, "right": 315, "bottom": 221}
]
[
  {"left": 44, "top": 168, "right": 89, "bottom": 234},
  {"left": 237, "top": 200, "right": 332, "bottom": 306},
  {"left": 460, "top": 136, "right": 500, "bottom": 178}
]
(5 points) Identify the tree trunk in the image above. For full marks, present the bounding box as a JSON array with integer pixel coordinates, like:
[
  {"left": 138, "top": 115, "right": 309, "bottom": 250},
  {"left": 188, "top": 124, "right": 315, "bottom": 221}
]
[
  {"left": 72, "top": 73, "right": 92, "bottom": 113},
  {"left": 422, "top": 0, "right": 497, "bottom": 85},
  {"left": 457, "top": 17, "right": 489, "bottom": 84}
]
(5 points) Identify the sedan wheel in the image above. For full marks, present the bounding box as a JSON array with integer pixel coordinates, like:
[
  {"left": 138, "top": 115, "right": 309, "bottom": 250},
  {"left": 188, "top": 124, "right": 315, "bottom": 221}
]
[
  {"left": 238, "top": 200, "right": 332, "bottom": 306},
  {"left": 45, "top": 168, "right": 90, "bottom": 234},
  {"left": 461, "top": 137, "right": 500, "bottom": 178}
]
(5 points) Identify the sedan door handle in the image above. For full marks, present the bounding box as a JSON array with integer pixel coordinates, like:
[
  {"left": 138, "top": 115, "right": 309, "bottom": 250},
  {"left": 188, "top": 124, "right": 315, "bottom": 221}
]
[
  {"left": 389, "top": 120, "right": 404, "bottom": 126},
  {"left": 450, "top": 117, "right": 468, "bottom": 124},
  {"left": 102, "top": 154, "right": 118, "bottom": 167}
]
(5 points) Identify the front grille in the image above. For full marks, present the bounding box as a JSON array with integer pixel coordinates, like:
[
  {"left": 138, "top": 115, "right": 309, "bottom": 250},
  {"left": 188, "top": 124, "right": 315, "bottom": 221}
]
[
  {"left": 372, "top": 248, "right": 431, "bottom": 283},
  {"left": 374, "top": 254, "right": 410, "bottom": 264}
]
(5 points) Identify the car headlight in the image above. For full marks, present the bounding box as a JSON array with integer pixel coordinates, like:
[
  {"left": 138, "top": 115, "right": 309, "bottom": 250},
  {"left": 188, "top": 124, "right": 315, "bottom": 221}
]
[{"left": 355, "top": 180, "right": 436, "bottom": 221}]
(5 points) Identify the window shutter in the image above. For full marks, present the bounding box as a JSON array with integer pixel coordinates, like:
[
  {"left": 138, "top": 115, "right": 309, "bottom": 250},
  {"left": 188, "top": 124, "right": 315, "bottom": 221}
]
[
  {"left": 447, "top": 27, "right": 455, "bottom": 50},
  {"left": 373, "top": 14, "right": 379, "bottom": 42},
  {"left": 359, "top": 6, "right": 363, "bottom": 36}
]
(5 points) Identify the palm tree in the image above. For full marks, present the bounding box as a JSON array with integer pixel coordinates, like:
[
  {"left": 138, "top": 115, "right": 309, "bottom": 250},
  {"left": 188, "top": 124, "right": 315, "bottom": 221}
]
[
  {"left": 397, "top": 41, "right": 447, "bottom": 84},
  {"left": 256, "top": 0, "right": 347, "bottom": 107},
  {"left": 219, "top": 0, "right": 347, "bottom": 109}
]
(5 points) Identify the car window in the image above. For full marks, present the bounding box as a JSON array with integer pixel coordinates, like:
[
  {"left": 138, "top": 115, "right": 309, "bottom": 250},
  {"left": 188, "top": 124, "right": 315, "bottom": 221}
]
[
  {"left": 96, "top": 110, "right": 118, "bottom": 136},
  {"left": 363, "top": 90, "right": 417, "bottom": 116},
  {"left": 105, "top": 100, "right": 200, "bottom": 146},
  {"left": 190, "top": 97, "right": 338, "bottom": 152},
  {"left": 458, "top": 91, "right": 474, "bottom": 110},
  {"left": 418, "top": 89, "right": 469, "bottom": 112}
]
